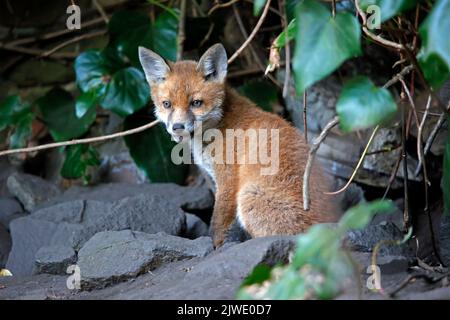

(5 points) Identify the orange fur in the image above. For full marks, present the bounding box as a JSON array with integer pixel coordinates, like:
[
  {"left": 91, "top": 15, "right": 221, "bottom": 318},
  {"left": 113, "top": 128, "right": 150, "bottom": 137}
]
[{"left": 140, "top": 45, "right": 334, "bottom": 247}]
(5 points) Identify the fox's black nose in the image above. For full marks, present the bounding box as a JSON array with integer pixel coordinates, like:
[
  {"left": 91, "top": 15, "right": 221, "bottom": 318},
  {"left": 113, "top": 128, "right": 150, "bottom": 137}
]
[{"left": 172, "top": 123, "right": 185, "bottom": 131}]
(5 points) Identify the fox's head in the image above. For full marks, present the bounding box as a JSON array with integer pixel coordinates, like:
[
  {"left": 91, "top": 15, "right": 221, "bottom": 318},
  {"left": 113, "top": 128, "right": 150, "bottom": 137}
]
[{"left": 138, "top": 44, "right": 228, "bottom": 142}]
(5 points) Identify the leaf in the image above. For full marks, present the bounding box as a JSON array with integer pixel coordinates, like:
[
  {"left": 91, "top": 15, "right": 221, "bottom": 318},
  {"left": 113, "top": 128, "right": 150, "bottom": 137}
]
[
  {"left": 61, "top": 144, "right": 100, "bottom": 180},
  {"left": 336, "top": 76, "right": 397, "bottom": 133},
  {"left": 108, "top": 10, "right": 153, "bottom": 66},
  {"left": 74, "top": 49, "right": 122, "bottom": 93},
  {"left": 76, "top": 90, "right": 97, "bottom": 118},
  {"left": 254, "top": 0, "right": 267, "bottom": 16},
  {"left": 292, "top": 224, "right": 340, "bottom": 268},
  {"left": 339, "top": 200, "right": 394, "bottom": 230},
  {"left": 444, "top": 120, "right": 450, "bottom": 213},
  {"left": 152, "top": 10, "right": 179, "bottom": 61},
  {"left": 9, "top": 113, "right": 34, "bottom": 149},
  {"left": 0, "top": 95, "right": 34, "bottom": 148},
  {"left": 359, "top": 0, "right": 418, "bottom": 22},
  {"left": 274, "top": 19, "right": 296, "bottom": 49},
  {"left": 293, "top": 0, "right": 361, "bottom": 95},
  {"left": 0, "top": 95, "right": 31, "bottom": 130},
  {"left": 124, "top": 111, "right": 187, "bottom": 184},
  {"left": 37, "top": 88, "right": 96, "bottom": 142},
  {"left": 75, "top": 50, "right": 150, "bottom": 117},
  {"left": 240, "top": 264, "right": 272, "bottom": 287},
  {"left": 99, "top": 67, "right": 150, "bottom": 117},
  {"left": 417, "top": 0, "right": 450, "bottom": 89},
  {"left": 238, "top": 79, "right": 278, "bottom": 112}
]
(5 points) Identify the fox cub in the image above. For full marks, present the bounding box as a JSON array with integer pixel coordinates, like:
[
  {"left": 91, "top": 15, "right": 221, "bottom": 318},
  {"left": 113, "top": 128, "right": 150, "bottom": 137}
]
[{"left": 139, "top": 44, "right": 332, "bottom": 247}]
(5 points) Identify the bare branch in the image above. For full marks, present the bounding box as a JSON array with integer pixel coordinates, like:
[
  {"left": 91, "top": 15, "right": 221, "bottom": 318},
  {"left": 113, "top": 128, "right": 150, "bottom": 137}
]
[
  {"left": 228, "top": 0, "right": 272, "bottom": 64},
  {"left": 0, "top": 120, "right": 160, "bottom": 158},
  {"left": 303, "top": 116, "right": 339, "bottom": 210}
]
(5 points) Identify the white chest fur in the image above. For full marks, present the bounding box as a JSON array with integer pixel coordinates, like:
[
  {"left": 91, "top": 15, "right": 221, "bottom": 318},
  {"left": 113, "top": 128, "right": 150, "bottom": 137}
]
[{"left": 191, "top": 135, "right": 216, "bottom": 184}]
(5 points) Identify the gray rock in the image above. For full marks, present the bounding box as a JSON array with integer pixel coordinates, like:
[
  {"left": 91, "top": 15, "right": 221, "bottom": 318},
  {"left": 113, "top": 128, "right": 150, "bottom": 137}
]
[
  {"left": 0, "top": 236, "right": 296, "bottom": 299},
  {"left": 0, "top": 158, "right": 20, "bottom": 198},
  {"left": 184, "top": 213, "right": 209, "bottom": 239},
  {"left": 6, "top": 218, "right": 59, "bottom": 276},
  {"left": 6, "top": 173, "right": 61, "bottom": 211},
  {"left": 0, "top": 197, "right": 25, "bottom": 230},
  {"left": 148, "top": 236, "right": 297, "bottom": 299},
  {"left": 37, "top": 182, "right": 214, "bottom": 212},
  {"left": 345, "top": 222, "right": 413, "bottom": 256},
  {"left": 0, "top": 224, "right": 11, "bottom": 268},
  {"left": 78, "top": 230, "right": 213, "bottom": 289},
  {"left": 6, "top": 194, "right": 187, "bottom": 277},
  {"left": 351, "top": 251, "right": 411, "bottom": 274},
  {"left": 34, "top": 245, "right": 77, "bottom": 275}
]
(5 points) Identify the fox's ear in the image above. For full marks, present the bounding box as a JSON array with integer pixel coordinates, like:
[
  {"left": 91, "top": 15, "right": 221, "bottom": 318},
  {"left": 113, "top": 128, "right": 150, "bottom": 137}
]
[
  {"left": 197, "top": 44, "right": 228, "bottom": 82},
  {"left": 138, "top": 46, "right": 170, "bottom": 84}
]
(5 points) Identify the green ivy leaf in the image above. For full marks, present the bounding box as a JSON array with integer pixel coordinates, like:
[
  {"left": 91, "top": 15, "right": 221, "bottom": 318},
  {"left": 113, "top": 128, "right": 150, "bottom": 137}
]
[
  {"left": 0, "top": 96, "right": 31, "bottom": 130},
  {"left": 336, "top": 76, "right": 397, "bottom": 133},
  {"left": 274, "top": 19, "right": 296, "bottom": 49},
  {"left": 0, "top": 95, "right": 35, "bottom": 148},
  {"left": 108, "top": 11, "right": 153, "bottom": 66},
  {"left": 37, "top": 88, "right": 96, "bottom": 141},
  {"left": 238, "top": 79, "right": 278, "bottom": 112},
  {"left": 61, "top": 144, "right": 100, "bottom": 181},
  {"left": 254, "top": 0, "right": 267, "bottom": 16},
  {"left": 293, "top": 0, "right": 361, "bottom": 95},
  {"left": 339, "top": 200, "right": 394, "bottom": 230},
  {"left": 293, "top": 224, "right": 340, "bottom": 268},
  {"left": 124, "top": 111, "right": 187, "bottom": 184},
  {"left": 417, "top": 0, "right": 450, "bottom": 89},
  {"left": 9, "top": 113, "right": 34, "bottom": 149},
  {"left": 99, "top": 67, "right": 150, "bottom": 117},
  {"left": 152, "top": 10, "right": 179, "bottom": 61},
  {"left": 75, "top": 90, "right": 97, "bottom": 118},
  {"left": 359, "top": 0, "right": 418, "bottom": 22},
  {"left": 240, "top": 264, "right": 272, "bottom": 287},
  {"left": 444, "top": 121, "right": 450, "bottom": 213},
  {"left": 74, "top": 49, "right": 122, "bottom": 93},
  {"left": 75, "top": 50, "right": 150, "bottom": 117}
]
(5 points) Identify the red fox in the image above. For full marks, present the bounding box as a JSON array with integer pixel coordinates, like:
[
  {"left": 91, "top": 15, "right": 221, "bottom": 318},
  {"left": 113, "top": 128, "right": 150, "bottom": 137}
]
[{"left": 139, "top": 44, "right": 333, "bottom": 247}]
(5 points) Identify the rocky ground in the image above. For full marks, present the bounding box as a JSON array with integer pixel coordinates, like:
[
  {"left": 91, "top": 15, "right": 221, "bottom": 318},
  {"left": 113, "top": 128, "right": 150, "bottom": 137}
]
[{"left": 0, "top": 161, "right": 449, "bottom": 300}]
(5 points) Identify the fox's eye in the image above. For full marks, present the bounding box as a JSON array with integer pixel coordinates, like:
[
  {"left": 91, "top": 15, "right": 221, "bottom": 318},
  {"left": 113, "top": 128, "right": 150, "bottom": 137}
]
[
  {"left": 191, "top": 100, "right": 203, "bottom": 108},
  {"left": 162, "top": 101, "right": 171, "bottom": 109}
]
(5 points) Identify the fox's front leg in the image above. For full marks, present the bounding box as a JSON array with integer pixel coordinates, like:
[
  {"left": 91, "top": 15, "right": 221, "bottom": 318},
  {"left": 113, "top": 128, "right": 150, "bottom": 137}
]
[{"left": 211, "top": 190, "right": 237, "bottom": 248}]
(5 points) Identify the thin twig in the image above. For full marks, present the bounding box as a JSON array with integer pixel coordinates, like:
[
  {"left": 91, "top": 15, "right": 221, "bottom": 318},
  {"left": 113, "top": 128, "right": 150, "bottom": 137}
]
[
  {"left": 208, "top": 0, "right": 240, "bottom": 15},
  {"left": 325, "top": 125, "right": 380, "bottom": 195},
  {"left": 227, "top": 0, "right": 272, "bottom": 64},
  {"left": 279, "top": 0, "right": 291, "bottom": 98},
  {"left": 303, "top": 91, "right": 308, "bottom": 143},
  {"left": 231, "top": 3, "right": 280, "bottom": 87},
  {"left": 417, "top": 100, "right": 450, "bottom": 174},
  {"left": 400, "top": 79, "right": 428, "bottom": 185},
  {"left": 177, "top": 0, "right": 187, "bottom": 61},
  {"left": 40, "top": 30, "right": 107, "bottom": 58},
  {"left": 199, "top": 23, "right": 215, "bottom": 47},
  {"left": 355, "top": 0, "right": 404, "bottom": 51},
  {"left": 0, "top": 44, "right": 77, "bottom": 59},
  {"left": 382, "top": 151, "right": 403, "bottom": 199},
  {"left": 400, "top": 89, "right": 411, "bottom": 230},
  {"left": 415, "top": 94, "right": 432, "bottom": 180},
  {"left": 4, "top": 17, "right": 106, "bottom": 47},
  {"left": 93, "top": 0, "right": 110, "bottom": 23},
  {"left": 303, "top": 116, "right": 339, "bottom": 210},
  {"left": 0, "top": 120, "right": 160, "bottom": 157}
]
